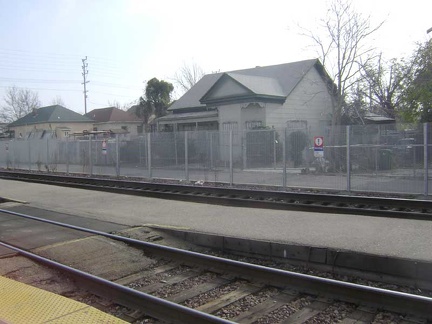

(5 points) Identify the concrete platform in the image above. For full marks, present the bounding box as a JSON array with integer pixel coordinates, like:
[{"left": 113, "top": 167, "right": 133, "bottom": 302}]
[{"left": 1, "top": 179, "right": 432, "bottom": 285}]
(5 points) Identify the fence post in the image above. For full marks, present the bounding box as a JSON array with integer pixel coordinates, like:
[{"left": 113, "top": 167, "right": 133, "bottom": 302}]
[
  {"left": 346, "top": 125, "right": 351, "bottom": 193},
  {"left": 283, "top": 128, "right": 287, "bottom": 188},
  {"left": 229, "top": 130, "right": 233, "bottom": 186},
  {"left": 210, "top": 132, "right": 214, "bottom": 170},
  {"left": 46, "top": 137, "right": 50, "bottom": 168},
  {"left": 242, "top": 130, "right": 247, "bottom": 169},
  {"left": 89, "top": 136, "right": 93, "bottom": 176},
  {"left": 28, "top": 140, "right": 31, "bottom": 171},
  {"left": 273, "top": 130, "right": 277, "bottom": 169},
  {"left": 375, "top": 125, "right": 380, "bottom": 173},
  {"left": 66, "top": 136, "right": 70, "bottom": 175},
  {"left": 424, "top": 123, "right": 429, "bottom": 196},
  {"left": 115, "top": 134, "right": 120, "bottom": 177},
  {"left": 185, "top": 131, "right": 189, "bottom": 181},
  {"left": 11, "top": 140, "right": 15, "bottom": 169},
  {"left": 147, "top": 133, "right": 152, "bottom": 178},
  {"left": 174, "top": 131, "right": 178, "bottom": 167}
]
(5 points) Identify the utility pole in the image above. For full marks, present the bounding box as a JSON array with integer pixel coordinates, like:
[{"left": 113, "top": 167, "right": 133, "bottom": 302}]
[{"left": 81, "top": 56, "right": 89, "bottom": 114}]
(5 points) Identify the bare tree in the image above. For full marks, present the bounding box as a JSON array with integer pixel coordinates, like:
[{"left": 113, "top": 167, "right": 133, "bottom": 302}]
[
  {"left": 51, "top": 96, "right": 66, "bottom": 107},
  {"left": 301, "top": 0, "right": 384, "bottom": 170},
  {"left": 108, "top": 100, "right": 121, "bottom": 109},
  {"left": 108, "top": 99, "right": 136, "bottom": 111},
  {"left": 1, "top": 86, "right": 41, "bottom": 123},
  {"left": 302, "top": 0, "right": 384, "bottom": 126},
  {"left": 172, "top": 62, "right": 205, "bottom": 96}
]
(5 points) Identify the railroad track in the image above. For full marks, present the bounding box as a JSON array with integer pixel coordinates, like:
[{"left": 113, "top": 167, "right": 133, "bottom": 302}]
[
  {"left": 0, "top": 208, "right": 431, "bottom": 323},
  {"left": 1, "top": 169, "right": 432, "bottom": 220}
]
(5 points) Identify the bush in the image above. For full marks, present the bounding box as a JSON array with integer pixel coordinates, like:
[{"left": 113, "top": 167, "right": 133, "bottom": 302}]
[{"left": 287, "top": 131, "right": 309, "bottom": 167}]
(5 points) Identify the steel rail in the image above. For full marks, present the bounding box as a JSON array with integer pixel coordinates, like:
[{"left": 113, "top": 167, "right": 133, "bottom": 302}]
[
  {"left": 1, "top": 208, "right": 432, "bottom": 319},
  {"left": 0, "top": 239, "right": 234, "bottom": 324},
  {"left": 1, "top": 170, "right": 432, "bottom": 219}
]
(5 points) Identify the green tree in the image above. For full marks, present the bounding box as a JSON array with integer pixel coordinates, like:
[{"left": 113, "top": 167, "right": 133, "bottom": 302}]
[
  {"left": 145, "top": 78, "right": 174, "bottom": 118},
  {"left": 135, "top": 78, "right": 174, "bottom": 130},
  {"left": 360, "top": 55, "right": 415, "bottom": 121},
  {"left": 400, "top": 41, "right": 432, "bottom": 122},
  {"left": 135, "top": 97, "right": 153, "bottom": 132}
]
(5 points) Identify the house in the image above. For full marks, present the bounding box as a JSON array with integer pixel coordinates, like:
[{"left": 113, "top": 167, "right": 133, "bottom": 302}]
[
  {"left": 0, "top": 123, "right": 8, "bottom": 138},
  {"left": 85, "top": 107, "right": 142, "bottom": 138},
  {"left": 157, "top": 59, "right": 334, "bottom": 136},
  {"left": 7, "top": 105, "right": 94, "bottom": 139},
  {"left": 364, "top": 112, "right": 395, "bottom": 124}
]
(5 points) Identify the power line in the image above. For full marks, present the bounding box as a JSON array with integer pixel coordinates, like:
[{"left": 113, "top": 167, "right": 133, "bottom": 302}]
[
  {"left": 91, "top": 91, "right": 139, "bottom": 98},
  {"left": 0, "top": 48, "right": 84, "bottom": 59},
  {"left": 0, "top": 77, "right": 142, "bottom": 91},
  {"left": 0, "top": 77, "right": 80, "bottom": 84},
  {"left": 0, "top": 48, "right": 126, "bottom": 68},
  {"left": 0, "top": 85, "right": 81, "bottom": 92}
]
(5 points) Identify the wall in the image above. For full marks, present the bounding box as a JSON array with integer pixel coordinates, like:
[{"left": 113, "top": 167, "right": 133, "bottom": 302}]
[
  {"left": 10, "top": 122, "right": 94, "bottom": 139},
  {"left": 93, "top": 121, "right": 142, "bottom": 137},
  {"left": 266, "top": 67, "right": 333, "bottom": 137}
]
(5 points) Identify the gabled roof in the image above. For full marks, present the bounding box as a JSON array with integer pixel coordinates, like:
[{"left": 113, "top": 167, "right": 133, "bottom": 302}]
[
  {"left": 199, "top": 73, "right": 286, "bottom": 105},
  {"left": 8, "top": 105, "right": 92, "bottom": 127},
  {"left": 85, "top": 107, "right": 140, "bottom": 122},
  {"left": 169, "top": 59, "right": 324, "bottom": 111},
  {"left": 227, "top": 73, "right": 286, "bottom": 97}
]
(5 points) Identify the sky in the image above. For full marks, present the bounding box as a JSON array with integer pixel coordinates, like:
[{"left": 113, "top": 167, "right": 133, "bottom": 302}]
[{"left": 0, "top": 0, "right": 431, "bottom": 115}]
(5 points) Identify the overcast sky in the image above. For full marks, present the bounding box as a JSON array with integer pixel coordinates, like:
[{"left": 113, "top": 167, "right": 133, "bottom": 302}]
[{"left": 0, "top": 0, "right": 431, "bottom": 115}]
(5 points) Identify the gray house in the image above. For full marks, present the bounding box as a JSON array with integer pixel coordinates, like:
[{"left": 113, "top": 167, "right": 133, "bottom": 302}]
[{"left": 157, "top": 59, "right": 334, "bottom": 136}]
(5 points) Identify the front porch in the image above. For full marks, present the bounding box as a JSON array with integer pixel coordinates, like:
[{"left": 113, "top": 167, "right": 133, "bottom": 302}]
[{"left": 156, "top": 111, "right": 219, "bottom": 131}]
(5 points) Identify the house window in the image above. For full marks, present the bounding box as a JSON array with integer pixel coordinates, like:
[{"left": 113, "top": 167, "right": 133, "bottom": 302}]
[
  {"left": 245, "top": 121, "right": 263, "bottom": 129},
  {"left": 137, "top": 125, "right": 143, "bottom": 134},
  {"left": 64, "top": 131, "right": 69, "bottom": 137},
  {"left": 286, "top": 120, "right": 307, "bottom": 130},
  {"left": 222, "top": 122, "right": 238, "bottom": 132},
  {"left": 121, "top": 126, "right": 128, "bottom": 131}
]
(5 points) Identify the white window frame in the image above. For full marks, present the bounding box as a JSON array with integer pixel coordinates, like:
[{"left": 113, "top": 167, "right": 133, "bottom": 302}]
[
  {"left": 245, "top": 120, "right": 263, "bottom": 129},
  {"left": 286, "top": 120, "right": 307, "bottom": 130},
  {"left": 222, "top": 121, "right": 238, "bottom": 131}
]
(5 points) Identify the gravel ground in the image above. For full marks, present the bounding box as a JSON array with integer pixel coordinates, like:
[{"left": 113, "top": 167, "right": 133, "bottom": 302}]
[
  {"left": 182, "top": 280, "right": 247, "bottom": 309},
  {"left": 214, "top": 287, "right": 280, "bottom": 320}
]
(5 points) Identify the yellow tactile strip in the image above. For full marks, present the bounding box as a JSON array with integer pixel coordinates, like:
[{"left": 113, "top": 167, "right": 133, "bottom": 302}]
[{"left": 0, "top": 276, "right": 127, "bottom": 323}]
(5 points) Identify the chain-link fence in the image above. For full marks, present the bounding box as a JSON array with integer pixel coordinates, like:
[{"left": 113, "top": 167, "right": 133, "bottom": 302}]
[{"left": 1, "top": 123, "right": 431, "bottom": 195}]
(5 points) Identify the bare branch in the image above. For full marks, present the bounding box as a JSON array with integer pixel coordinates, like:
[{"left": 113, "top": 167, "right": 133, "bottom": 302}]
[
  {"left": 1, "top": 86, "right": 41, "bottom": 123},
  {"left": 172, "top": 62, "right": 205, "bottom": 96}
]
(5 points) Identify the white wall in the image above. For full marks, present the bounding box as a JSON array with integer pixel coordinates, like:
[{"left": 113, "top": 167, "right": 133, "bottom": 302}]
[{"left": 265, "top": 67, "right": 332, "bottom": 136}]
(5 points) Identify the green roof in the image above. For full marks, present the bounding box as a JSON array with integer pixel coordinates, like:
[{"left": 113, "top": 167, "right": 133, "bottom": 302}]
[{"left": 8, "top": 105, "right": 93, "bottom": 127}]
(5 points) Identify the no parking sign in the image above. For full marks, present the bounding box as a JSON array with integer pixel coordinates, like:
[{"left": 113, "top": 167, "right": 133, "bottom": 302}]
[{"left": 313, "top": 136, "right": 324, "bottom": 157}]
